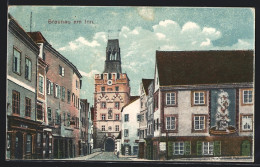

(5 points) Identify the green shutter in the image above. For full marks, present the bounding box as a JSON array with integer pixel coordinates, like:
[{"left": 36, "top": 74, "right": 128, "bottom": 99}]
[
  {"left": 197, "top": 141, "right": 202, "bottom": 155},
  {"left": 168, "top": 142, "right": 173, "bottom": 157},
  {"left": 214, "top": 141, "right": 221, "bottom": 156},
  {"left": 185, "top": 141, "right": 191, "bottom": 155}
]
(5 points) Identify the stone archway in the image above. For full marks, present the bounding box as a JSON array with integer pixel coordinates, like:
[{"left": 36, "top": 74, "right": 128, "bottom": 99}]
[{"left": 104, "top": 138, "right": 115, "bottom": 152}]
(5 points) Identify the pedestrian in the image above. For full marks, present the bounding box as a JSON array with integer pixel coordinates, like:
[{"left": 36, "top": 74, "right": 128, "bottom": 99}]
[{"left": 117, "top": 151, "right": 119, "bottom": 158}]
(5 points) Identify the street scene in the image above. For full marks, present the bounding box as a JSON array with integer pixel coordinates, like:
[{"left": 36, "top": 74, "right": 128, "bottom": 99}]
[{"left": 6, "top": 6, "right": 254, "bottom": 162}]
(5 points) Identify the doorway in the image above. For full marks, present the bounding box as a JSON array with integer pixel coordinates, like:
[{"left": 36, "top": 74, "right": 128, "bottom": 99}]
[
  {"left": 15, "top": 132, "right": 23, "bottom": 159},
  {"left": 104, "top": 138, "right": 115, "bottom": 152}
]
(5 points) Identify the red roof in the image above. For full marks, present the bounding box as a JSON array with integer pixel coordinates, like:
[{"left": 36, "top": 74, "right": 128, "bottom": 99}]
[
  {"left": 156, "top": 50, "right": 254, "bottom": 86},
  {"left": 27, "top": 32, "right": 47, "bottom": 43}
]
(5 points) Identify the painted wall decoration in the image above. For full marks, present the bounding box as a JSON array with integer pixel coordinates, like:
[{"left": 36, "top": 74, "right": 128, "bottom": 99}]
[{"left": 210, "top": 89, "right": 236, "bottom": 131}]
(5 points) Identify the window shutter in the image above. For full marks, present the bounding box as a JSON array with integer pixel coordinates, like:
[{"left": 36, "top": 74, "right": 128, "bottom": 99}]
[
  {"left": 168, "top": 142, "right": 173, "bottom": 157},
  {"left": 185, "top": 141, "right": 191, "bottom": 155},
  {"left": 214, "top": 141, "right": 221, "bottom": 156},
  {"left": 197, "top": 141, "right": 202, "bottom": 155}
]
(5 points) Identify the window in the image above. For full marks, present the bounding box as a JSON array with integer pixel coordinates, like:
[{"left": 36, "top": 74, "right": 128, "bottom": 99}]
[
  {"left": 117, "top": 73, "right": 120, "bottom": 79},
  {"left": 47, "top": 80, "right": 53, "bottom": 95},
  {"left": 137, "top": 129, "right": 140, "bottom": 136},
  {"left": 124, "top": 114, "right": 129, "bottom": 122},
  {"left": 67, "top": 90, "right": 71, "bottom": 103},
  {"left": 102, "top": 125, "right": 105, "bottom": 131},
  {"left": 108, "top": 73, "right": 112, "bottom": 79},
  {"left": 194, "top": 116, "right": 205, "bottom": 130},
  {"left": 59, "top": 65, "right": 64, "bottom": 76},
  {"left": 101, "top": 114, "right": 106, "bottom": 120},
  {"left": 63, "top": 112, "right": 66, "bottom": 126},
  {"left": 72, "top": 93, "right": 75, "bottom": 105},
  {"left": 137, "top": 114, "right": 141, "bottom": 121},
  {"left": 61, "top": 87, "right": 65, "bottom": 101},
  {"left": 26, "top": 134, "right": 32, "bottom": 153},
  {"left": 25, "top": 58, "right": 32, "bottom": 80},
  {"left": 101, "top": 74, "right": 103, "bottom": 80},
  {"left": 101, "top": 87, "right": 105, "bottom": 92},
  {"left": 193, "top": 91, "right": 206, "bottom": 105},
  {"left": 56, "top": 110, "right": 60, "bottom": 124},
  {"left": 13, "top": 48, "right": 21, "bottom": 74},
  {"left": 37, "top": 103, "right": 43, "bottom": 120},
  {"left": 166, "top": 92, "right": 176, "bottom": 105},
  {"left": 55, "top": 84, "right": 60, "bottom": 98},
  {"left": 124, "top": 129, "right": 129, "bottom": 137},
  {"left": 203, "top": 142, "right": 214, "bottom": 155},
  {"left": 108, "top": 126, "right": 112, "bottom": 131},
  {"left": 76, "top": 80, "right": 78, "bottom": 89},
  {"left": 67, "top": 113, "right": 70, "bottom": 126},
  {"left": 242, "top": 115, "right": 253, "bottom": 131},
  {"left": 243, "top": 90, "right": 253, "bottom": 104},
  {"left": 115, "top": 86, "right": 119, "bottom": 91},
  {"left": 101, "top": 102, "right": 106, "bottom": 108},
  {"left": 47, "top": 108, "right": 52, "bottom": 123},
  {"left": 166, "top": 116, "right": 176, "bottom": 130},
  {"left": 39, "top": 75, "right": 44, "bottom": 94},
  {"left": 174, "top": 142, "right": 184, "bottom": 155},
  {"left": 157, "top": 118, "right": 159, "bottom": 130},
  {"left": 154, "top": 92, "right": 158, "bottom": 109},
  {"left": 115, "top": 125, "right": 119, "bottom": 131},
  {"left": 37, "top": 133, "right": 41, "bottom": 147},
  {"left": 25, "top": 97, "right": 31, "bottom": 117},
  {"left": 115, "top": 114, "right": 120, "bottom": 120},
  {"left": 115, "top": 102, "right": 120, "bottom": 109}
]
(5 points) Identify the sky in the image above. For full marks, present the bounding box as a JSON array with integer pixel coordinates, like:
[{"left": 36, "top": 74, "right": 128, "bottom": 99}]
[{"left": 8, "top": 6, "right": 255, "bottom": 106}]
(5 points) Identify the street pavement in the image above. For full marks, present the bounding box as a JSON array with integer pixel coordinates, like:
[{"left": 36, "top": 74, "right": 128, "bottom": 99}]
[{"left": 88, "top": 151, "right": 131, "bottom": 161}]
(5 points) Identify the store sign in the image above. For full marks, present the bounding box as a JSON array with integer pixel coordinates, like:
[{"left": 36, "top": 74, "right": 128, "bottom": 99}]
[{"left": 160, "top": 142, "right": 166, "bottom": 151}]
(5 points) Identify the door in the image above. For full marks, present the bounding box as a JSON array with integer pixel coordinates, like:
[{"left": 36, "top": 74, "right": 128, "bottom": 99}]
[
  {"left": 241, "top": 140, "right": 251, "bottom": 156},
  {"left": 15, "top": 132, "right": 23, "bottom": 159}
]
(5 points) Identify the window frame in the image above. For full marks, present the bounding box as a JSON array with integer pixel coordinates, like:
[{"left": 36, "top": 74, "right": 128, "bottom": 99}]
[
  {"left": 192, "top": 114, "right": 207, "bottom": 133},
  {"left": 164, "top": 115, "right": 178, "bottom": 132},
  {"left": 165, "top": 92, "right": 177, "bottom": 106},
  {"left": 55, "top": 84, "right": 60, "bottom": 98},
  {"left": 67, "top": 90, "right": 71, "bottom": 103},
  {"left": 124, "top": 129, "right": 129, "bottom": 137},
  {"left": 191, "top": 91, "right": 207, "bottom": 106},
  {"left": 38, "top": 74, "right": 44, "bottom": 95},
  {"left": 241, "top": 89, "right": 253, "bottom": 105},
  {"left": 101, "top": 114, "right": 106, "bottom": 120},
  {"left": 59, "top": 65, "right": 65, "bottom": 77},
  {"left": 124, "top": 114, "right": 129, "bottom": 122},
  {"left": 240, "top": 114, "right": 253, "bottom": 132},
  {"left": 13, "top": 47, "right": 21, "bottom": 75},
  {"left": 173, "top": 142, "right": 184, "bottom": 155},
  {"left": 36, "top": 102, "right": 43, "bottom": 121},
  {"left": 115, "top": 102, "right": 120, "bottom": 109},
  {"left": 12, "top": 90, "right": 20, "bottom": 115},
  {"left": 25, "top": 57, "right": 32, "bottom": 81},
  {"left": 47, "top": 108, "right": 52, "bottom": 124},
  {"left": 202, "top": 142, "right": 214, "bottom": 155},
  {"left": 25, "top": 97, "right": 31, "bottom": 117},
  {"left": 101, "top": 102, "right": 106, "bottom": 109},
  {"left": 115, "top": 125, "right": 119, "bottom": 131},
  {"left": 101, "top": 125, "right": 105, "bottom": 131},
  {"left": 26, "top": 134, "right": 32, "bottom": 153},
  {"left": 61, "top": 86, "right": 66, "bottom": 101},
  {"left": 115, "top": 114, "right": 120, "bottom": 121}
]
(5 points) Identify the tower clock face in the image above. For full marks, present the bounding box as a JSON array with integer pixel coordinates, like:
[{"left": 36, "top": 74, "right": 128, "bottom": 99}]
[{"left": 107, "top": 80, "right": 112, "bottom": 85}]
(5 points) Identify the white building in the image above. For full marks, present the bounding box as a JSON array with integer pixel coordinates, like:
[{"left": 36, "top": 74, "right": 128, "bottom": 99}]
[{"left": 121, "top": 96, "right": 140, "bottom": 156}]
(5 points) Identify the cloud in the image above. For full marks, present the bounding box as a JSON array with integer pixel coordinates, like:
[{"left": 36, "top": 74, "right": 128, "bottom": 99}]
[
  {"left": 137, "top": 7, "right": 154, "bottom": 21},
  {"left": 57, "top": 19, "right": 253, "bottom": 98}
]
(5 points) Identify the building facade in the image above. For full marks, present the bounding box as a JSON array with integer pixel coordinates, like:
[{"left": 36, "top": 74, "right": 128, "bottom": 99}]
[
  {"left": 7, "top": 15, "right": 41, "bottom": 159},
  {"left": 93, "top": 39, "right": 130, "bottom": 152},
  {"left": 121, "top": 96, "right": 140, "bottom": 156},
  {"left": 138, "top": 79, "right": 153, "bottom": 159},
  {"left": 28, "top": 31, "right": 82, "bottom": 159},
  {"left": 151, "top": 50, "right": 254, "bottom": 160},
  {"left": 79, "top": 99, "right": 89, "bottom": 156}
]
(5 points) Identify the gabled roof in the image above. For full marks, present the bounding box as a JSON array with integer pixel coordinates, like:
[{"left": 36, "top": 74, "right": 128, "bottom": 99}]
[
  {"left": 27, "top": 32, "right": 47, "bottom": 43},
  {"left": 156, "top": 50, "right": 254, "bottom": 86},
  {"left": 121, "top": 96, "right": 139, "bottom": 112},
  {"left": 142, "top": 79, "right": 153, "bottom": 95}
]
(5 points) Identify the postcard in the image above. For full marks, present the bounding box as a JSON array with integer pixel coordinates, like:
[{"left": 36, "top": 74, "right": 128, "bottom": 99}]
[{"left": 6, "top": 6, "right": 254, "bottom": 162}]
